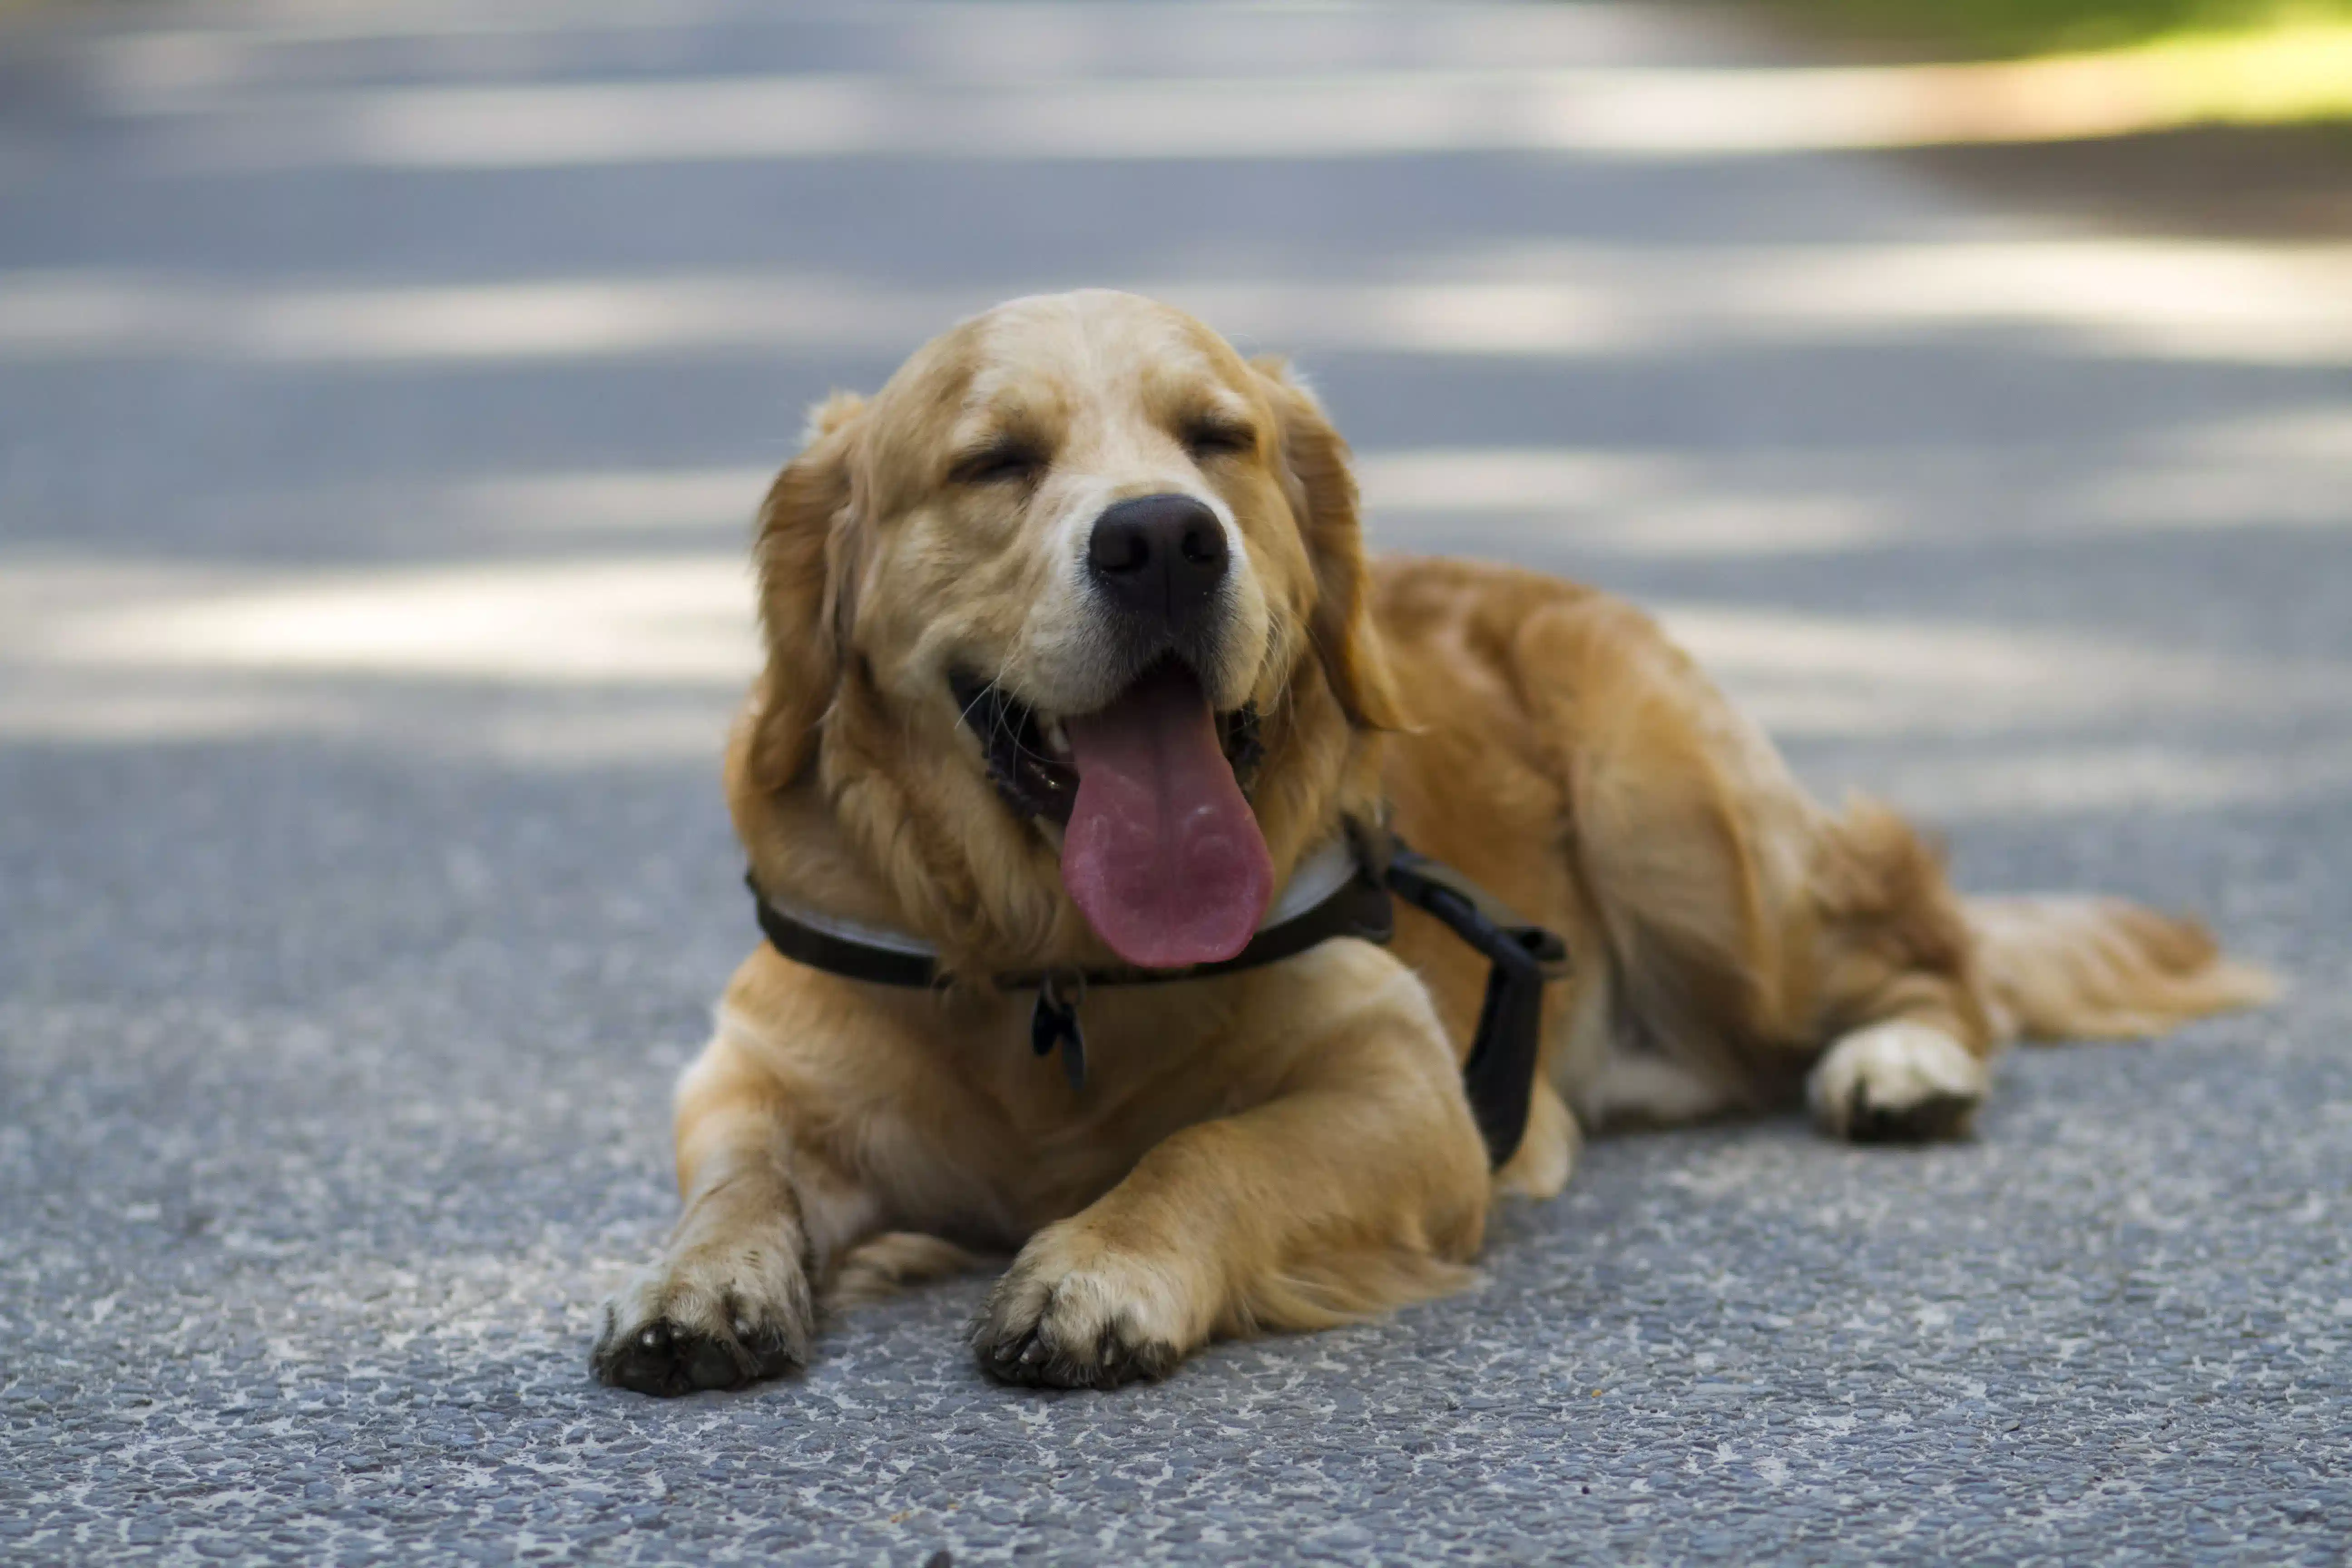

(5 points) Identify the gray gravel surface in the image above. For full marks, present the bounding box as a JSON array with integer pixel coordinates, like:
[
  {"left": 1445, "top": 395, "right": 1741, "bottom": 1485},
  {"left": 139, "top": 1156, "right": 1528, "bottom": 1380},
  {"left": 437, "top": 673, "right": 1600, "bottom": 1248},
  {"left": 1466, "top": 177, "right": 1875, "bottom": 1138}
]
[{"left": 2, "top": 3, "right": 2348, "bottom": 1564}]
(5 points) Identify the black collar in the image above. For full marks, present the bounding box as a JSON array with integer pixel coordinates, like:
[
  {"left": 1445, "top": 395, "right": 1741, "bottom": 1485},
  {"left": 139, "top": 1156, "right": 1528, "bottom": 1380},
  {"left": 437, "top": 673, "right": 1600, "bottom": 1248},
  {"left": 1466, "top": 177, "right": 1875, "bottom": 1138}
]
[{"left": 746, "top": 823, "right": 1569, "bottom": 1170}]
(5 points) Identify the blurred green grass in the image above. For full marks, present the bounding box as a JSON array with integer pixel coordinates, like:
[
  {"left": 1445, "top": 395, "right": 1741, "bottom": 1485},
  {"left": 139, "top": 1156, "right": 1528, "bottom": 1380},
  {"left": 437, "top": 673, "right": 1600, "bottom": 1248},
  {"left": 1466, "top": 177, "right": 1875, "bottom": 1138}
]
[
  {"left": 1759, "top": 1, "right": 2352, "bottom": 126},
  {"left": 1771, "top": 0, "right": 2351, "bottom": 55}
]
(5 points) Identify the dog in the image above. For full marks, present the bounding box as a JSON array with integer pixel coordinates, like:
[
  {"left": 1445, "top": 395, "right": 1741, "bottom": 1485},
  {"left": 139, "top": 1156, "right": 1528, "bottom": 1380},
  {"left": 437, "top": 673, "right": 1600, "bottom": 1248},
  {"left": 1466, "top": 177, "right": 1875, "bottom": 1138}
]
[{"left": 590, "top": 289, "right": 2274, "bottom": 1396}]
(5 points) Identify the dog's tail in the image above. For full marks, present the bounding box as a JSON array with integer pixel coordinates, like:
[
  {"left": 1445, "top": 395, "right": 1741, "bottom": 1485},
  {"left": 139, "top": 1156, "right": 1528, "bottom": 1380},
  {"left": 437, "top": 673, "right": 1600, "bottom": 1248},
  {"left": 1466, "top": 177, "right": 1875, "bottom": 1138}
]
[{"left": 1966, "top": 895, "right": 2279, "bottom": 1044}]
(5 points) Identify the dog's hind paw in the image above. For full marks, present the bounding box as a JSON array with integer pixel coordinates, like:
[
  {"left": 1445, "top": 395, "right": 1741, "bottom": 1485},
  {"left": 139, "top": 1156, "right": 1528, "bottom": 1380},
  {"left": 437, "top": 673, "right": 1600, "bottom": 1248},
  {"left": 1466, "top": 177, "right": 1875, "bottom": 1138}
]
[{"left": 1808, "top": 1021, "right": 1987, "bottom": 1143}]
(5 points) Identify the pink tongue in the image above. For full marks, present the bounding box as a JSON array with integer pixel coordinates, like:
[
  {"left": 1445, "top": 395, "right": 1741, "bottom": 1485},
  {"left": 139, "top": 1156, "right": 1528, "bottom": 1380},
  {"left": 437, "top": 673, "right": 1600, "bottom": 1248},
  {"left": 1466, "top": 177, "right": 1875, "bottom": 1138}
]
[{"left": 1061, "top": 663, "right": 1274, "bottom": 968}]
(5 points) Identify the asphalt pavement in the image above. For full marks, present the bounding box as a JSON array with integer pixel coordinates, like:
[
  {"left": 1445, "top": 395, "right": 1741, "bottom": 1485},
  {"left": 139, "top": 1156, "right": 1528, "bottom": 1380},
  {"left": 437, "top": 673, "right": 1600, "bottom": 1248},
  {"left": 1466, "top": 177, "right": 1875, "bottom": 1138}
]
[{"left": 2, "top": 3, "right": 2348, "bottom": 1564}]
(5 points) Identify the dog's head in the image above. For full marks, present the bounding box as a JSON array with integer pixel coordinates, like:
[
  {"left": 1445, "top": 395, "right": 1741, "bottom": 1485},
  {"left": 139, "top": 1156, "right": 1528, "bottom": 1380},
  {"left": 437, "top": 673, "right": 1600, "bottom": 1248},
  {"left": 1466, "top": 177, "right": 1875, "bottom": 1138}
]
[{"left": 739, "top": 290, "right": 1400, "bottom": 970}]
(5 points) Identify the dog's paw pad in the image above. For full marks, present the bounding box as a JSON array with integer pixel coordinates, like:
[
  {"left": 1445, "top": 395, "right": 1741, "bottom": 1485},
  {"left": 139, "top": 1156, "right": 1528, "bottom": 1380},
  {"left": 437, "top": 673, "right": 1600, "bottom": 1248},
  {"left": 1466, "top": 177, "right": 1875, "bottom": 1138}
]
[
  {"left": 1808, "top": 1022, "right": 1987, "bottom": 1144},
  {"left": 591, "top": 1247, "right": 813, "bottom": 1396}
]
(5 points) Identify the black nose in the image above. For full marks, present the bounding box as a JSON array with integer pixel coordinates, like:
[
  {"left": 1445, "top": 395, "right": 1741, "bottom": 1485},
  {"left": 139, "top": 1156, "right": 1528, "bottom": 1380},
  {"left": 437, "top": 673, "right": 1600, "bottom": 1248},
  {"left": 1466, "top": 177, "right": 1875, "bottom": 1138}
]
[{"left": 1086, "top": 494, "right": 1230, "bottom": 628}]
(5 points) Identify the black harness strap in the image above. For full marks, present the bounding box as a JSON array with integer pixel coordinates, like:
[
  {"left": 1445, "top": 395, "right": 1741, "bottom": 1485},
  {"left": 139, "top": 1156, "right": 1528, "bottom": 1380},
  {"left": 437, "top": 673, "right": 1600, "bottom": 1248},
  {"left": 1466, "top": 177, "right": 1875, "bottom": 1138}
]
[
  {"left": 746, "top": 829, "right": 1568, "bottom": 1170},
  {"left": 1382, "top": 846, "right": 1571, "bottom": 1169},
  {"left": 749, "top": 856, "right": 1394, "bottom": 995}
]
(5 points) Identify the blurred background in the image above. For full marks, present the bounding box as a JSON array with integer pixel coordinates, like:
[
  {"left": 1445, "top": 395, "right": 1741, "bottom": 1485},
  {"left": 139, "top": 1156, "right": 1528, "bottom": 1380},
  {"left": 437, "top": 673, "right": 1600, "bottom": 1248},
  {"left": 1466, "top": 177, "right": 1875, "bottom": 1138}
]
[
  {"left": 2, "top": 3, "right": 2347, "bottom": 1564},
  {"left": 2, "top": 0, "right": 2348, "bottom": 805}
]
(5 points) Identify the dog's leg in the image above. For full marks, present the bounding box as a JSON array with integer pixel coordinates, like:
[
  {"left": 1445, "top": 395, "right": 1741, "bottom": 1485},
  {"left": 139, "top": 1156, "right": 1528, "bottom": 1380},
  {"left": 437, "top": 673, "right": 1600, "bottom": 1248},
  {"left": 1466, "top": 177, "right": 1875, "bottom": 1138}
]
[
  {"left": 969, "top": 952, "right": 1490, "bottom": 1389},
  {"left": 1796, "top": 801, "right": 2004, "bottom": 1145},
  {"left": 1495, "top": 592, "right": 2003, "bottom": 1146},
  {"left": 591, "top": 1011, "right": 876, "bottom": 1396}
]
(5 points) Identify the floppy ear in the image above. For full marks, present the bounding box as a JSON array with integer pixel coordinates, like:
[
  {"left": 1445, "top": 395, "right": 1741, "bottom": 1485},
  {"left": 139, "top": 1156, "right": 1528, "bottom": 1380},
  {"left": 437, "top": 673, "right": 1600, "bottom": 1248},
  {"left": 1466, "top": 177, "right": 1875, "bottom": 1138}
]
[
  {"left": 1250, "top": 357, "right": 1406, "bottom": 732},
  {"left": 747, "top": 391, "right": 867, "bottom": 791}
]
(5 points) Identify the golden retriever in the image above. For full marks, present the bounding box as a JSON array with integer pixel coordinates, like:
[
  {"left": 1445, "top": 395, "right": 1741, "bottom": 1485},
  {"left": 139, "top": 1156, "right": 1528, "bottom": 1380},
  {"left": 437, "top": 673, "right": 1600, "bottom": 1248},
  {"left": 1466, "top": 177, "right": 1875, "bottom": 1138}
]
[{"left": 591, "top": 289, "right": 2274, "bottom": 1395}]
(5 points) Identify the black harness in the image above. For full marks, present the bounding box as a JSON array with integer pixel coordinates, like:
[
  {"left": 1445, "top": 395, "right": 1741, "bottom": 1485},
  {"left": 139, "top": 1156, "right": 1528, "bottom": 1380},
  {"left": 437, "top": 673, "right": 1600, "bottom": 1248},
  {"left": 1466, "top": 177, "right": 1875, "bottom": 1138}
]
[{"left": 747, "top": 826, "right": 1569, "bottom": 1169}]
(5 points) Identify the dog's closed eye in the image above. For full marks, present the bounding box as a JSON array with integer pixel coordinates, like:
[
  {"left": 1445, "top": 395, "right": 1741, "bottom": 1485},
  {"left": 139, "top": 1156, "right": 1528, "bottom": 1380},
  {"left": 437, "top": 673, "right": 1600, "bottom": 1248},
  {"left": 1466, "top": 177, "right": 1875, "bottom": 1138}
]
[
  {"left": 1182, "top": 417, "right": 1255, "bottom": 461},
  {"left": 951, "top": 440, "right": 1049, "bottom": 487}
]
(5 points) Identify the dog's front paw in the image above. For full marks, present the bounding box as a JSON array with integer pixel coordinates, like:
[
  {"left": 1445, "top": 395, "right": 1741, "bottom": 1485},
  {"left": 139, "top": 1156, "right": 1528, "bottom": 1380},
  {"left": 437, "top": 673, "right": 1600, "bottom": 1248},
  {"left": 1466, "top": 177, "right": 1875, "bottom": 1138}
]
[
  {"left": 591, "top": 1226, "right": 813, "bottom": 1397},
  {"left": 969, "top": 1225, "right": 1193, "bottom": 1390},
  {"left": 1808, "top": 1020, "right": 1988, "bottom": 1143}
]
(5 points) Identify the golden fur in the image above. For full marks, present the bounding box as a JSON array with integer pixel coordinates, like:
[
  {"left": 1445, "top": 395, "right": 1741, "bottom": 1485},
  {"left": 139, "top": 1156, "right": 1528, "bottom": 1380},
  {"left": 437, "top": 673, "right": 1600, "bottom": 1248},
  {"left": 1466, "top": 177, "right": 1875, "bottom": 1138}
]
[{"left": 591, "top": 290, "right": 2275, "bottom": 1395}]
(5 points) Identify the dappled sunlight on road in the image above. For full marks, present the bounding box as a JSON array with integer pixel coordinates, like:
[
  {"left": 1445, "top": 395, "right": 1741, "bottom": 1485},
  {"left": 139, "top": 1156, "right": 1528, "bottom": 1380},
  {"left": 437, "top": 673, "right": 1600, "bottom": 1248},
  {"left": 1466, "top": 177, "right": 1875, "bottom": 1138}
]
[
  {"left": 19, "top": 555, "right": 755, "bottom": 684},
  {"left": 1, "top": 1, "right": 2346, "bottom": 805},
  {"left": 8, "top": 240, "right": 2352, "bottom": 367},
  {"left": 91, "top": 52, "right": 2352, "bottom": 168},
  {"left": 7, "top": 540, "right": 2350, "bottom": 818}
]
